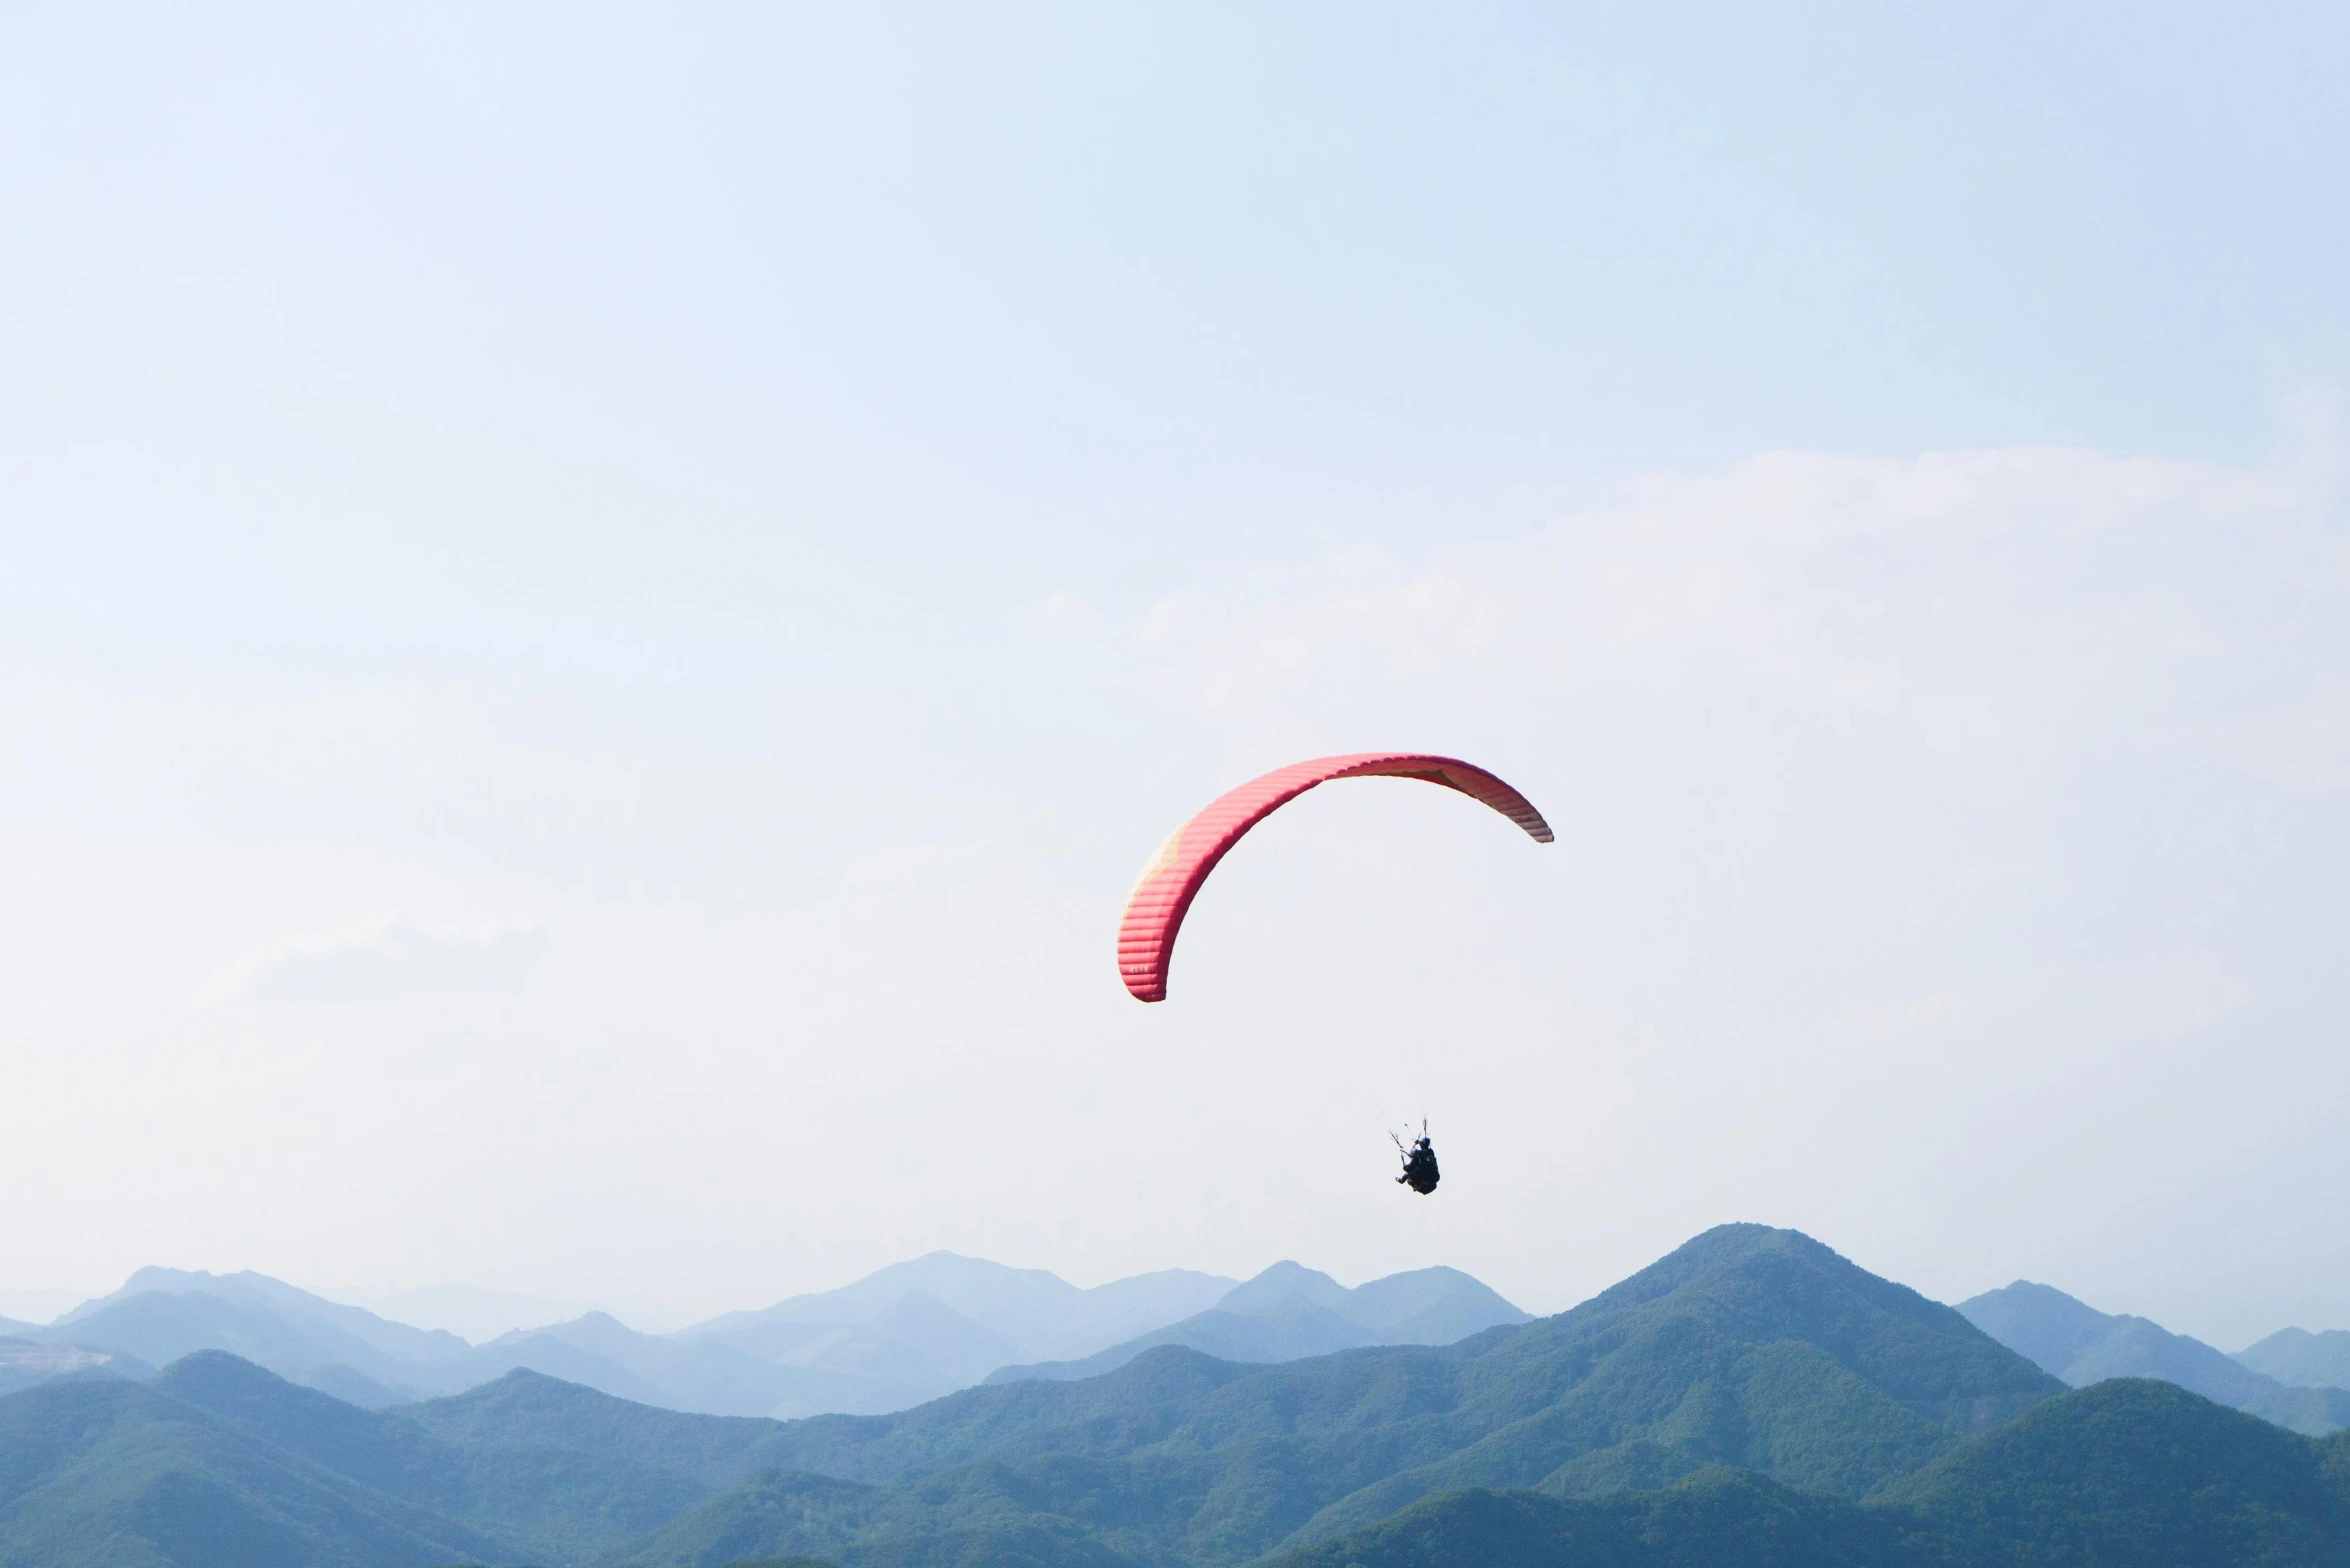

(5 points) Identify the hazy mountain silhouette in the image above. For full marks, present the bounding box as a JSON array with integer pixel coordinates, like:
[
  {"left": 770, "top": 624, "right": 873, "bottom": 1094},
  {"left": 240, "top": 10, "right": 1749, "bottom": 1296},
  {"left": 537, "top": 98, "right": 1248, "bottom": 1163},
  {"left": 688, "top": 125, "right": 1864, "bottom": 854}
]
[
  {"left": 461, "top": 1309, "right": 952, "bottom": 1418},
  {"left": 2238, "top": 1326, "right": 2350, "bottom": 1392},
  {"left": 1957, "top": 1279, "right": 2350, "bottom": 1435},
  {"left": 11, "top": 1251, "right": 1248, "bottom": 1420},
  {"left": 363, "top": 1280, "right": 597, "bottom": 1343},
  {"left": 58, "top": 1266, "right": 470, "bottom": 1364},
  {"left": 0, "top": 1338, "right": 146, "bottom": 1399},
  {"left": 614, "top": 1224, "right": 2059, "bottom": 1565},
  {"left": 679, "top": 1251, "right": 1237, "bottom": 1364},
  {"left": 11, "top": 1227, "right": 2350, "bottom": 1568},
  {"left": 494, "top": 1254, "right": 1245, "bottom": 1417},
  {"left": 26, "top": 1271, "right": 464, "bottom": 1408},
  {"left": 986, "top": 1261, "right": 1529, "bottom": 1383}
]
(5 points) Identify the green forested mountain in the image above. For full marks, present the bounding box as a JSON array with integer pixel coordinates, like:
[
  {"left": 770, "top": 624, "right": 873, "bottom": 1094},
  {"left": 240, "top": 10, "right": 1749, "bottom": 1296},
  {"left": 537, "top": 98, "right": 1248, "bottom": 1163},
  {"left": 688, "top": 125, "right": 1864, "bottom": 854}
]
[
  {"left": 606, "top": 1224, "right": 2055, "bottom": 1566},
  {"left": 1265, "top": 1381, "right": 2350, "bottom": 1568},
  {"left": 1259, "top": 1470, "right": 1923, "bottom": 1568},
  {"left": 0, "top": 1352, "right": 792, "bottom": 1567},
  {"left": 5, "top": 1226, "right": 2346, "bottom": 1568},
  {"left": 0, "top": 1371, "right": 504, "bottom": 1568},
  {"left": 1884, "top": 1377, "right": 2350, "bottom": 1563}
]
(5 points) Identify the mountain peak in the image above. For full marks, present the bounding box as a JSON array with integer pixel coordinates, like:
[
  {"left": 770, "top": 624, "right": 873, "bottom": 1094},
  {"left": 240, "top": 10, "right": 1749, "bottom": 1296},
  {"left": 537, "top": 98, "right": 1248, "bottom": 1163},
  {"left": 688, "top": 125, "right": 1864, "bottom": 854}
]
[
  {"left": 1955, "top": 1280, "right": 2114, "bottom": 1375},
  {"left": 1582, "top": 1224, "right": 1902, "bottom": 1321},
  {"left": 1529, "top": 1224, "right": 2059, "bottom": 1427},
  {"left": 1955, "top": 1278, "right": 2326, "bottom": 1427},
  {"left": 152, "top": 1347, "right": 324, "bottom": 1410},
  {"left": 1218, "top": 1261, "right": 1350, "bottom": 1316},
  {"left": 2236, "top": 1326, "right": 2350, "bottom": 1393},
  {"left": 125, "top": 1265, "right": 219, "bottom": 1288}
]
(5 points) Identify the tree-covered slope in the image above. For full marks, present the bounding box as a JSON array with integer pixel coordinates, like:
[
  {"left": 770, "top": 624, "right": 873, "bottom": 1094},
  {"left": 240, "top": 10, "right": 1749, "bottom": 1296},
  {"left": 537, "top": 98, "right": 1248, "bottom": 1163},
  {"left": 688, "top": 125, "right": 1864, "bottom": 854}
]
[
  {"left": 1260, "top": 1470, "right": 1927, "bottom": 1568},
  {"left": 602, "top": 1225, "right": 2059, "bottom": 1567},
  {"left": 397, "top": 1364, "right": 804, "bottom": 1491},
  {"left": 0, "top": 1375, "right": 502, "bottom": 1568},
  {"left": 0, "top": 1354, "right": 779, "bottom": 1567},
  {"left": 22, "top": 1228, "right": 2274, "bottom": 1568},
  {"left": 603, "top": 1464, "right": 1157, "bottom": 1568},
  {"left": 1266, "top": 1380, "right": 2350, "bottom": 1568},
  {"left": 1883, "top": 1377, "right": 2350, "bottom": 1565},
  {"left": 1238, "top": 1223, "right": 2053, "bottom": 1546},
  {"left": 158, "top": 1352, "right": 723, "bottom": 1565}
]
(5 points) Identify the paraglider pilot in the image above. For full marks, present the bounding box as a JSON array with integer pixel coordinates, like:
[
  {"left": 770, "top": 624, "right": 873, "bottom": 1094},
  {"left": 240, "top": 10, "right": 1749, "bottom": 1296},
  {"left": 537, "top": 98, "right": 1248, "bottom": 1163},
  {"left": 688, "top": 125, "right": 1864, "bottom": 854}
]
[{"left": 1397, "top": 1128, "right": 1440, "bottom": 1195}]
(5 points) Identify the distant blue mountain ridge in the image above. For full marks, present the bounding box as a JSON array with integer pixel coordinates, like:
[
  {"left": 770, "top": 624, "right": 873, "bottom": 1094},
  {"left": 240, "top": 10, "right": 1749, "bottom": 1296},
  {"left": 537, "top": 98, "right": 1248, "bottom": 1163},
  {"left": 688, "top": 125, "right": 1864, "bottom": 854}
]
[
  {"left": 1, "top": 1252, "right": 1525, "bottom": 1421},
  {"left": 1957, "top": 1279, "right": 2350, "bottom": 1436},
  {"left": 17, "top": 1253, "right": 2350, "bottom": 1438},
  {"left": 2239, "top": 1326, "right": 2350, "bottom": 1391},
  {"left": 9, "top": 1229, "right": 2350, "bottom": 1567},
  {"left": 986, "top": 1260, "right": 1531, "bottom": 1383}
]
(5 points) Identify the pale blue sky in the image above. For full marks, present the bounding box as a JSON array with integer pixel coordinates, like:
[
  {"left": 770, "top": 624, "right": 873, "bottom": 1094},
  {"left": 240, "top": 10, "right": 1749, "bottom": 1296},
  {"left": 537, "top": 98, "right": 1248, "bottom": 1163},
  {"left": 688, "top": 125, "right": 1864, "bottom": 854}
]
[{"left": 3, "top": 3, "right": 2348, "bottom": 1343}]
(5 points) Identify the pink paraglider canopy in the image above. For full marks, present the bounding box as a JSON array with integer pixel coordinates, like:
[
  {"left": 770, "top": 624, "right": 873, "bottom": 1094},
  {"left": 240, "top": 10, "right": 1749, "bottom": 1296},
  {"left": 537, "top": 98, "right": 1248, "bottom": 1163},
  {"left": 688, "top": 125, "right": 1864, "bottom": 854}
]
[{"left": 1115, "top": 752, "right": 1553, "bottom": 1003}]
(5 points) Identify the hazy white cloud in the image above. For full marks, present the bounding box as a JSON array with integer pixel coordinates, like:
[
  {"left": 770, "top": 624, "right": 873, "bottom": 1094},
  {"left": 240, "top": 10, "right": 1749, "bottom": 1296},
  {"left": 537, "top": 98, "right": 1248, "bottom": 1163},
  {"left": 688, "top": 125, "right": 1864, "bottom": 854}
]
[
  {"left": 5, "top": 0, "right": 2350, "bottom": 1362},
  {"left": 1126, "top": 444, "right": 2339, "bottom": 779},
  {"left": 1016, "top": 593, "right": 1106, "bottom": 644},
  {"left": 8, "top": 431, "right": 2350, "bottom": 1346},
  {"left": 841, "top": 841, "right": 986, "bottom": 887},
  {"left": 201, "top": 915, "right": 549, "bottom": 1005}
]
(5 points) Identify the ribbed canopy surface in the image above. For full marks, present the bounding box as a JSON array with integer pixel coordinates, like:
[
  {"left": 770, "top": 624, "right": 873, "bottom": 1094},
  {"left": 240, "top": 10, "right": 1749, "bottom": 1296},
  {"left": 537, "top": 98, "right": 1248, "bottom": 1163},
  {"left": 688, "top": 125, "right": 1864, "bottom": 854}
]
[{"left": 1116, "top": 752, "right": 1552, "bottom": 1003}]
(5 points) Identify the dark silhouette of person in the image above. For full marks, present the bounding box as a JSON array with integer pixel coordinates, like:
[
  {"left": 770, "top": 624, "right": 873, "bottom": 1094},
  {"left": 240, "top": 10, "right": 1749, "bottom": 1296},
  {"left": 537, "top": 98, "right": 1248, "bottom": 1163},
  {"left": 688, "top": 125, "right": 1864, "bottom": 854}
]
[{"left": 1398, "top": 1134, "right": 1440, "bottom": 1195}]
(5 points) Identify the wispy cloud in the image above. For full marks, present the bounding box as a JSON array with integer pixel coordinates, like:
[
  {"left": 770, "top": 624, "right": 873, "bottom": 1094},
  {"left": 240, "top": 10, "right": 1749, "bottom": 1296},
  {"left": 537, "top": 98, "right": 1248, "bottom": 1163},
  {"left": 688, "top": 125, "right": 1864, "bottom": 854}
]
[
  {"left": 1118, "top": 443, "right": 2340, "bottom": 786},
  {"left": 200, "top": 916, "right": 548, "bottom": 1005}
]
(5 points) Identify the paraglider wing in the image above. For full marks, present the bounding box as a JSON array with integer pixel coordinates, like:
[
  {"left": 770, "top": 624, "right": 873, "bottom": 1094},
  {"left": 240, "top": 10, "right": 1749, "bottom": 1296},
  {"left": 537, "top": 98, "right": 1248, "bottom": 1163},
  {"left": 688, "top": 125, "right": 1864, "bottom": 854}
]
[{"left": 1116, "top": 752, "right": 1553, "bottom": 1002}]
